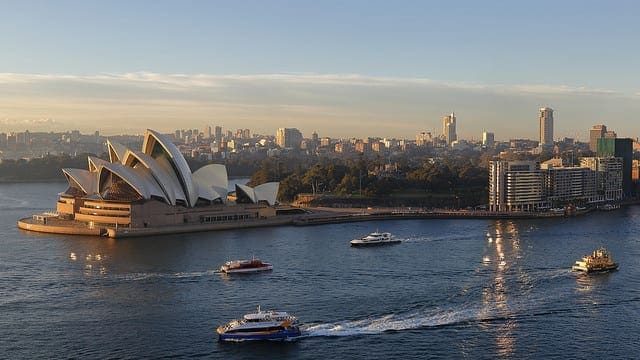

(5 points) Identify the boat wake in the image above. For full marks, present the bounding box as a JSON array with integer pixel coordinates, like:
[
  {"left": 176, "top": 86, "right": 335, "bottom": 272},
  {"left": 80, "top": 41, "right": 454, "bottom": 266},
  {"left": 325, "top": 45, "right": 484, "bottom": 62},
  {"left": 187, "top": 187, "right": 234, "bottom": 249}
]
[
  {"left": 302, "top": 306, "right": 478, "bottom": 337},
  {"left": 114, "top": 270, "right": 219, "bottom": 281},
  {"left": 402, "top": 233, "right": 479, "bottom": 243}
]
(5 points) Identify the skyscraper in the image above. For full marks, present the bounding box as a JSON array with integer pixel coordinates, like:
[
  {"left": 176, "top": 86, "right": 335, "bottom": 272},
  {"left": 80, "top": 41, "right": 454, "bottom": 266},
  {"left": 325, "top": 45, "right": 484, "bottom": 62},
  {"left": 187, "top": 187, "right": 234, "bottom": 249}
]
[
  {"left": 442, "top": 113, "right": 457, "bottom": 145},
  {"left": 482, "top": 131, "right": 495, "bottom": 148},
  {"left": 596, "top": 137, "right": 633, "bottom": 197},
  {"left": 214, "top": 126, "right": 222, "bottom": 144},
  {"left": 539, "top": 107, "right": 553, "bottom": 148},
  {"left": 589, "top": 124, "right": 607, "bottom": 152},
  {"left": 276, "top": 128, "right": 303, "bottom": 149}
]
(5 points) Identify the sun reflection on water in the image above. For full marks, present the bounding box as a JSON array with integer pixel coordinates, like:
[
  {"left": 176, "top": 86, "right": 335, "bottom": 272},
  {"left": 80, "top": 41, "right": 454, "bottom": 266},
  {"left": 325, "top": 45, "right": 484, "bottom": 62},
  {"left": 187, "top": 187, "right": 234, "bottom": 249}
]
[{"left": 479, "top": 220, "right": 528, "bottom": 357}]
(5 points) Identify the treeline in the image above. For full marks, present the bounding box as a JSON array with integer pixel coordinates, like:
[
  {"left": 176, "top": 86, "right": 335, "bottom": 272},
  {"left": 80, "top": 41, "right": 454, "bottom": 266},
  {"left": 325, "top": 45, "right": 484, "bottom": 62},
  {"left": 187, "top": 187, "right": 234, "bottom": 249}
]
[
  {"left": 0, "top": 154, "right": 92, "bottom": 182},
  {"left": 249, "top": 154, "right": 490, "bottom": 207}
]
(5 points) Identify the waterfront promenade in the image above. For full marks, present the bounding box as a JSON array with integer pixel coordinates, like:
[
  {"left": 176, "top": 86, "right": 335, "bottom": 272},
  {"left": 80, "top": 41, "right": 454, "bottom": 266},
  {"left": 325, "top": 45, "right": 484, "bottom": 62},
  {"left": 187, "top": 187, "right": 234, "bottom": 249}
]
[{"left": 18, "top": 205, "right": 590, "bottom": 239}]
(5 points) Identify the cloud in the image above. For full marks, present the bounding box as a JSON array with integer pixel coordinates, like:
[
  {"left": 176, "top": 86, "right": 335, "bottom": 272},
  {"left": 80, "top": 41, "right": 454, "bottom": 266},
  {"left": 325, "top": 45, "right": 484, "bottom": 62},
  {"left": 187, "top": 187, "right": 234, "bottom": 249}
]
[
  {"left": 0, "top": 72, "right": 638, "bottom": 139},
  {"left": 0, "top": 117, "right": 56, "bottom": 126},
  {"left": 0, "top": 72, "right": 624, "bottom": 97}
]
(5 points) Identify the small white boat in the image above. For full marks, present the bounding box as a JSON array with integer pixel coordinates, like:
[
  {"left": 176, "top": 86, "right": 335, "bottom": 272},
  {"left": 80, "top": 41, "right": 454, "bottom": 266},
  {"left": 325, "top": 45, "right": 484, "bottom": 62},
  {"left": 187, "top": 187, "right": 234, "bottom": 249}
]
[
  {"left": 217, "top": 306, "right": 301, "bottom": 342},
  {"left": 220, "top": 258, "right": 273, "bottom": 274},
  {"left": 350, "top": 231, "right": 400, "bottom": 247}
]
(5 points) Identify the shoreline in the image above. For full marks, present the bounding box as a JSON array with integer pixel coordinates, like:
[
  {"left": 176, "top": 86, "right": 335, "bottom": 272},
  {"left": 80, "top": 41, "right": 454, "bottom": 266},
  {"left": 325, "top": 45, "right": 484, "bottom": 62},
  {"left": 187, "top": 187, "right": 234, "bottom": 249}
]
[{"left": 17, "top": 205, "right": 615, "bottom": 239}]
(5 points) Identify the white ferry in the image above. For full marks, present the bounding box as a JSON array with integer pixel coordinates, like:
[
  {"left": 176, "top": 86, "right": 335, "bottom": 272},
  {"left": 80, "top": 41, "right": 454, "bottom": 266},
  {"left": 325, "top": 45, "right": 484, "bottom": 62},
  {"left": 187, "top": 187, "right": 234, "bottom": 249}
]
[
  {"left": 220, "top": 258, "right": 273, "bottom": 274},
  {"left": 217, "top": 306, "right": 301, "bottom": 342},
  {"left": 350, "top": 231, "right": 400, "bottom": 247},
  {"left": 572, "top": 247, "right": 619, "bottom": 273}
]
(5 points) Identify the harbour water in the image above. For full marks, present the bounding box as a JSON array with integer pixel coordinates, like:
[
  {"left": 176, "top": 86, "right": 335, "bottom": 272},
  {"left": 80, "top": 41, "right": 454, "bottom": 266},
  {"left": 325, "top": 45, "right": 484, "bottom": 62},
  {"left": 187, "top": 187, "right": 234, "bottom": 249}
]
[{"left": 2, "top": 182, "right": 640, "bottom": 359}]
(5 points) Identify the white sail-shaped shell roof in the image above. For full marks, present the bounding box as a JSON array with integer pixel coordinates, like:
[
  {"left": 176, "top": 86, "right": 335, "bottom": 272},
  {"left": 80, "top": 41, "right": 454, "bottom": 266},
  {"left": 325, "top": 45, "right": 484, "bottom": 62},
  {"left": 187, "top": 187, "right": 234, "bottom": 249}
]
[
  {"left": 97, "top": 162, "right": 166, "bottom": 202},
  {"left": 235, "top": 182, "right": 279, "bottom": 206},
  {"left": 142, "top": 129, "right": 197, "bottom": 207},
  {"left": 106, "top": 140, "right": 129, "bottom": 164},
  {"left": 88, "top": 156, "right": 110, "bottom": 173},
  {"left": 236, "top": 184, "right": 257, "bottom": 203},
  {"left": 254, "top": 182, "right": 280, "bottom": 206},
  {"left": 122, "top": 150, "right": 186, "bottom": 205},
  {"left": 62, "top": 168, "right": 97, "bottom": 195},
  {"left": 192, "top": 164, "right": 229, "bottom": 204},
  {"left": 61, "top": 129, "right": 280, "bottom": 208}
]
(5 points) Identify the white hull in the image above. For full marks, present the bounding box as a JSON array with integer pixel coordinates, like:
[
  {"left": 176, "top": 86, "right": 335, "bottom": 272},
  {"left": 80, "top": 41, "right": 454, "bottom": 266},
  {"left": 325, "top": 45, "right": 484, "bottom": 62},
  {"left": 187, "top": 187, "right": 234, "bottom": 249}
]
[
  {"left": 350, "top": 239, "right": 401, "bottom": 246},
  {"left": 221, "top": 265, "right": 273, "bottom": 274},
  {"left": 350, "top": 231, "right": 399, "bottom": 246}
]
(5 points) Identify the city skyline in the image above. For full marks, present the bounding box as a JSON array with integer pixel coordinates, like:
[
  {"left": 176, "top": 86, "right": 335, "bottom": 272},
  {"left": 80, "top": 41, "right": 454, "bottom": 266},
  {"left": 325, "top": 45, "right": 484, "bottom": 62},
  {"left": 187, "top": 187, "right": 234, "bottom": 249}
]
[{"left": 2, "top": 1, "right": 640, "bottom": 140}]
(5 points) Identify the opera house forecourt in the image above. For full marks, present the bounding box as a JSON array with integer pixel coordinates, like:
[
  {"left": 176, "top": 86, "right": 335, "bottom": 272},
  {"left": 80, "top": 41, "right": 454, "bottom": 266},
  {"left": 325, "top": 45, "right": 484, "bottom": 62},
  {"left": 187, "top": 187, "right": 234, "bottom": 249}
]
[{"left": 18, "top": 129, "right": 284, "bottom": 238}]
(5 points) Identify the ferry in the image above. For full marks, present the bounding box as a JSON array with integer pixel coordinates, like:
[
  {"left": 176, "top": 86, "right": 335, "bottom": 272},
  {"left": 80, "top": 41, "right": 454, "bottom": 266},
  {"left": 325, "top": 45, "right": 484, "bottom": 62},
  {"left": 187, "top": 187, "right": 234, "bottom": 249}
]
[
  {"left": 220, "top": 258, "right": 273, "bottom": 274},
  {"left": 217, "top": 306, "right": 301, "bottom": 342},
  {"left": 572, "top": 247, "right": 619, "bottom": 273},
  {"left": 350, "top": 231, "right": 400, "bottom": 246}
]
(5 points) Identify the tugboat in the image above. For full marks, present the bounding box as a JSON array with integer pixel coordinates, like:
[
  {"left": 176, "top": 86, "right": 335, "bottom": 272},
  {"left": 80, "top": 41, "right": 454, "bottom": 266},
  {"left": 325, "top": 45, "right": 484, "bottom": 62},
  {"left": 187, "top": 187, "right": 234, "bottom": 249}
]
[
  {"left": 217, "top": 306, "right": 301, "bottom": 342},
  {"left": 220, "top": 258, "right": 273, "bottom": 274},
  {"left": 572, "top": 247, "right": 619, "bottom": 273},
  {"left": 350, "top": 231, "right": 400, "bottom": 247}
]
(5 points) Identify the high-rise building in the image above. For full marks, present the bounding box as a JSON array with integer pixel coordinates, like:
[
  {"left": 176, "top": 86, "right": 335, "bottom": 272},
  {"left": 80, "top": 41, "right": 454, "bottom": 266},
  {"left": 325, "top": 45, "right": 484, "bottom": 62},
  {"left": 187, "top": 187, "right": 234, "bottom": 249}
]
[
  {"left": 489, "top": 161, "right": 545, "bottom": 212},
  {"left": 541, "top": 161, "right": 598, "bottom": 204},
  {"left": 581, "top": 156, "right": 624, "bottom": 201},
  {"left": 214, "top": 126, "right": 222, "bottom": 144},
  {"left": 0, "top": 133, "right": 7, "bottom": 149},
  {"left": 589, "top": 124, "right": 607, "bottom": 152},
  {"left": 442, "top": 113, "right": 456, "bottom": 145},
  {"left": 482, "top": 131, "right": 495, "bottom": 148},
  {"left": 539, "top": 107, "right": 553, "bottom": 148},
  {"left": 416, "top": 131, "right": 433, "bottom": 146},
  {"left": 604, "top": 130, "right": 617, "bottom": 138},
  {"left": 490, "top": 159, "right": 614, "bottom": 212},
  {"left": 596, "top": 137, "right": 633, "bottom": 197},
  {"left": 276, "top": 128, "right": 303, "bottom": 149}
]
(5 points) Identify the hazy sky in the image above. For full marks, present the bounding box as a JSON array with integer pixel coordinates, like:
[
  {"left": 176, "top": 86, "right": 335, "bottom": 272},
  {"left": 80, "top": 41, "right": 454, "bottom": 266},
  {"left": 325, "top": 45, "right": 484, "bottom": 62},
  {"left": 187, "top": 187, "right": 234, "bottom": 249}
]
[{"left": 1, "top": 0, "right": 639, "bottom": 140}]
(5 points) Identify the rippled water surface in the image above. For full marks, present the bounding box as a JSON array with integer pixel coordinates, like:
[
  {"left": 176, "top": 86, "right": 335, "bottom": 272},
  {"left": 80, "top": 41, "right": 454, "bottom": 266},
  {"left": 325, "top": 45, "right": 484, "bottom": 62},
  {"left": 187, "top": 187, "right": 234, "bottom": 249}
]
[{"left": 2, "top": 183, "right": 640, "bottom": 359}]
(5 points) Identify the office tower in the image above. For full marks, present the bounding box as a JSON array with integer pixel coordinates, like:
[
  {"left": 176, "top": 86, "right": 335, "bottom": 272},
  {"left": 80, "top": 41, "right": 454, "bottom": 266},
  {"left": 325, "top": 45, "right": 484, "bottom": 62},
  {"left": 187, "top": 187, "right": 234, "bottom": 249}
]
[
  {"left": 596, "top": 137, "right": 633, "bottom": 197},
  {"left": 276, "top": 128, "right": 303, "bottom": 149},
  {"left": 589, "top": 124, "right": 607, "bottom": 152},
  {"left": 416, "top": 131, "right": 433, "bottom": 146},
  {"left": 581, "top": 156, "right": 624, "bottom": 201},
  {"left": 442, "top": 113, "right": 457, "bottom": 145},
  {"left": 482, "top": 131, "right": 495, "bottom": 148},
  {"left": 539, "top": 107, "right": 553, "bottom": 148},
  {"left": 205, "top": 125, "right": 212, "bottom": 140},
  {"left": 214, "top": 126, "right": 222, "bottom": 144}
]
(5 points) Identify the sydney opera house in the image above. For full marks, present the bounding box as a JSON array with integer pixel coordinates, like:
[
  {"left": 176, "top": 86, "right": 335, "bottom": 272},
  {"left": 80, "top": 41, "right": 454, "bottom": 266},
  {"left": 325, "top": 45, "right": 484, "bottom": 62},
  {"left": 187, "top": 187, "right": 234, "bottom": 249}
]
[{"left": 19, "top": 129, "right": 281, "bottom": 237}]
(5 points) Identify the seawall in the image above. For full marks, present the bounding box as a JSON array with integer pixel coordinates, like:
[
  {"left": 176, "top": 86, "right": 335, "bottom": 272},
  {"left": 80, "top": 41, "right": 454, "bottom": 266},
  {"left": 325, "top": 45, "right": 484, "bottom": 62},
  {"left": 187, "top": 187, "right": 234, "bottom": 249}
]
[{"left": 17, "top": 207, "right": 599, "bottom": 238}]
